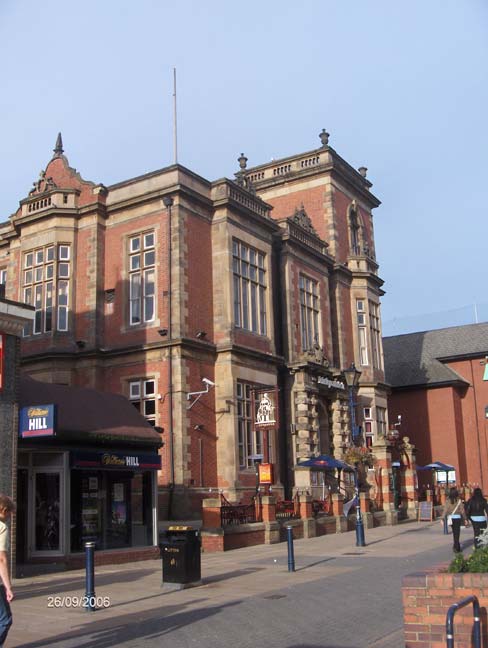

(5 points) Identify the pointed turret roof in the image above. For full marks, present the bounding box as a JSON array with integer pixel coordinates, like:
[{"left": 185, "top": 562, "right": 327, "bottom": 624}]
[{"left": 53, "top": 132, "right": 64, "bottom": 157}]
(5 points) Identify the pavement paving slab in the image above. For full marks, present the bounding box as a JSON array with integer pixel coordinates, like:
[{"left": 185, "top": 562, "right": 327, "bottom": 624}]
[{"left": 6, "top": 521, "right": 474, "bottom": 648}]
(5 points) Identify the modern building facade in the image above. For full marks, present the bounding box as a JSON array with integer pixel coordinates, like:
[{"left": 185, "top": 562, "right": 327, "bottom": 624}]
[
  {"left": 0, "top": 130, "right": 389, "bottom": 518},
  {"left": 384, "top": 323, "right": 488, "bottom": 491}
]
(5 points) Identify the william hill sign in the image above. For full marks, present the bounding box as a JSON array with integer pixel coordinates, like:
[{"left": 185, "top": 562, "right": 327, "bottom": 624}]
[{"left": 20, "top": 404, "right": 56, "bottom": 438}]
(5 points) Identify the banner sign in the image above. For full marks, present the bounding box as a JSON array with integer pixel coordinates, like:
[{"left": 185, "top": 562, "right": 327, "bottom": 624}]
[
  {"left": 19, "top": 404, "right": 56, "bottom": 438},
  {"left": 71, "top": 451, "right": 161, "bottom": 471},
  {"left": 258, "top": 462, "right": 274, "bottom": 484}
]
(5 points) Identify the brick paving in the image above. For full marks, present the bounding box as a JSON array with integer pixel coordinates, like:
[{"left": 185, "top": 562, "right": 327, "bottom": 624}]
[{"left": 7, "top": 522, "right": 474, "bottom": 648}]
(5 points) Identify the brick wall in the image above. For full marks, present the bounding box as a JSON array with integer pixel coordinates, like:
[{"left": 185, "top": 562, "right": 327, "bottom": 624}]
[{"left": 402, "top": 567, "right": 488, "bottom": 647}]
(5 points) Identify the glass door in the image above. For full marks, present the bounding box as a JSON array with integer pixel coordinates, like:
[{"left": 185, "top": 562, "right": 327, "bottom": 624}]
[{"left": 32, "top": 470, "right": 63, "bottom": 555}]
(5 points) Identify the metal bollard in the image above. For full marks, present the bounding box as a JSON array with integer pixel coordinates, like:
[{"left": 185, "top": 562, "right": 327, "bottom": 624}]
[
  {"left": 354, "top": 489, "right": 366, "bottom": 547},
  {"left": 84, "top": 541, "right": 96, "bottom": 612},
  {"left": 443, "top": 516, "right": 449, "bottom": 535},
  {"left": 286, "top": 524, "right": 295, "bottom": 572}
]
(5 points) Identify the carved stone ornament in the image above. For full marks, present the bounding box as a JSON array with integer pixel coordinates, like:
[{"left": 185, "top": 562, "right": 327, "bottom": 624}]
[
  {"left": 402, "top": 436, "right": 413, "bottom": 451},
  {"left": 291, "top": 205, "right": 318, "bottom": 235},
  {"left": 29, "top": 169, "right": 57, "bottom": 195},
  {"left": 306, "top": 340, "right": 329, "bottom": 367}
]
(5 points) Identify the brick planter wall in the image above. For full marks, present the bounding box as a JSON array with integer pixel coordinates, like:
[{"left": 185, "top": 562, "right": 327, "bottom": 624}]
[{"left": 402, "top": 566, "right": 488, "bottom": 647}]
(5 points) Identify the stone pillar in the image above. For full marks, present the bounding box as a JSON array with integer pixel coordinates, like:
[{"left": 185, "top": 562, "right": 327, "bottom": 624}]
[
  {"left": 372, "top": 438, "right": 398, "bottom": 525},
  {"left": 299, "top": 493, "right": 316, "bottom": 539},
  {"left": 330, "top": 396, "right": 350, "bottom": 459},
  {"left": 359, "top": 491, "right": 370, "bottom": 514},
  {"left": 400, "top": 437, "right": 418, "bottom": 519},
  {"left": 360, "top": 492, "right": 374, "bottom": 529},
  {"left": 331, "top": 493, "right": 347, "bottom": 532},
  {"left": 261, "top": 496, "right": 280, "bottom": 544},
  {"left": 299, "top": 493, "right": 313, "bottom": 519},
  {"left": 201, "top": 497, "right": 222, "bottom": 529},
  {"left": 331, "top": 493, "right": 344, "bottom": 516},
  {"left": 261, "top": 496, "right": 276, "bottom": 523}
]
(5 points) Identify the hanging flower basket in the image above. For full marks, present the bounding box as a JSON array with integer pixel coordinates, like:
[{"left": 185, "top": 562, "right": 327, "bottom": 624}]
[{"left": 344, "top": 446, "right": 376, "bottom": 468}]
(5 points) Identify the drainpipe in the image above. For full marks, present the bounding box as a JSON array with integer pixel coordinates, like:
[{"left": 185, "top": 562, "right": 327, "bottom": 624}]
[{"left": 163, "top": 195, "right": 175, "bottom": 518}]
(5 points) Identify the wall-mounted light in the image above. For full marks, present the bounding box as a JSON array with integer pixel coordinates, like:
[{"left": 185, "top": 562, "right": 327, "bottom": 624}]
[
  {"left": 196, "top": 330, "right": 207, "bottom": 339},
  {"left": 194, "top": 424, "right": 204, "bottom": 431},
  {"left": 76, "top": 340, "right": 86, "bottom": 349},
  {"left": 158, "top": 328, "right": 168, "bottom": 336}
]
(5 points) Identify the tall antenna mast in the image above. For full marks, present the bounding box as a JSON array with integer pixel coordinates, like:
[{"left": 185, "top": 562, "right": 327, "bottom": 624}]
[{"left": 173, "top": 67, "right": 178, "bottom": 164}]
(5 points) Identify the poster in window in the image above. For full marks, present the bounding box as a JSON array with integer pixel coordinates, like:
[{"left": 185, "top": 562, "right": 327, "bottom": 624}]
[{"left": 113, "top": 482, "right": 124, "bottom": 502}]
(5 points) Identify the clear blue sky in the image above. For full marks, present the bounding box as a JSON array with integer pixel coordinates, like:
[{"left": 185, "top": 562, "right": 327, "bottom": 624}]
[{"left": 1, "top": 0, "right": 487, "bottom": 335}]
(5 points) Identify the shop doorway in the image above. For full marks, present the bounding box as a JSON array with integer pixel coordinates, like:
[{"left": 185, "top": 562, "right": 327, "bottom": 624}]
[
  {"left": 16, "top": 469, "right": 28, "bottom": 563},
  {"left": 32, "top": 469, "right": 63, "bottom": 555}
]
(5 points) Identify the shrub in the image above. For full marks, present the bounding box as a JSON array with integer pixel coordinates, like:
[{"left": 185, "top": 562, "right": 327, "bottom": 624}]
[
  {"left": 448, "top": 552, "right": 467, "bottom": 573},
  {"left": 448, "top": 546, "right": 488, "bottom": 573}
]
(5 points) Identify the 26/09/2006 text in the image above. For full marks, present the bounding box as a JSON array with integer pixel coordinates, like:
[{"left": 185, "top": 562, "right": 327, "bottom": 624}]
[{"left": 47, "top": 596, "right": 111, "bottom": 608}]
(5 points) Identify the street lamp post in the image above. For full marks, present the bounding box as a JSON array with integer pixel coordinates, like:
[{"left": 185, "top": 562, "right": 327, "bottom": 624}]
[
  {"left": 353, "top": 463, "right": 366, "bottom": 547},
  {"left": 344, "top": 363, "right": 365, "bottom": 547},
  {"left": 344, "top": 362, "right": 361, "bottom": 445}
]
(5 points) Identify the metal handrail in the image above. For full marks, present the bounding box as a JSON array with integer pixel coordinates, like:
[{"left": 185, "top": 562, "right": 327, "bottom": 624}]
[{"left": 445, "top": 595, "right": 481, "bottom": 648}]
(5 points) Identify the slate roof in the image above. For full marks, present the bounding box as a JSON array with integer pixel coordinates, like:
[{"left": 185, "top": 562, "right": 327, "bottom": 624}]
[
  {"left": 383, "top": 322, "right": 488, "bottom": 389},
  {"left": 19, "top": 377, "right": 162, "bottom": 447}
]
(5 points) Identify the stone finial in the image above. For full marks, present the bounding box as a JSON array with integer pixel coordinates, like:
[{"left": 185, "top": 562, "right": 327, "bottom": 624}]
[
  {"left": 358, "top": 166, "right": 368, "bottom": 178},
  {"left": 319, "top": 129, "right": 330, "bottom": 147},
  {"left": 53, "top": 132, "right": 64, "bottom": 157},
  {"left": 238, "top": 153, "right": 248, "bottom": 170}
]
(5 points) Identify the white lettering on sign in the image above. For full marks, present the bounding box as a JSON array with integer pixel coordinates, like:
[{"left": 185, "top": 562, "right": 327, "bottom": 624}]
[
  {"left": 317, "top": 377, "right": 345, "bottom": 390},
  {"left": 28, "top": 417, "right": 48, "bottom": 430},
  {"left": 125, "top": 456, "right": 140, "bottom": 467}
]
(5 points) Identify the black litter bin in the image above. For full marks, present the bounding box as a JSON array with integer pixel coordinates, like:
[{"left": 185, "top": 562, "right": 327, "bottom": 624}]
[{"left": 159, "top": 526, "right": 201, "bottom": 585}]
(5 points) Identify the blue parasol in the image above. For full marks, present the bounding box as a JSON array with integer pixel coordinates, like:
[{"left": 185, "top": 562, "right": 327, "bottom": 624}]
[
  {"left": 416, "top": 461, "right": 455, "bottom": 471},
  {"left": 297, "top": 454, "right": 355, "bottom": 472}
]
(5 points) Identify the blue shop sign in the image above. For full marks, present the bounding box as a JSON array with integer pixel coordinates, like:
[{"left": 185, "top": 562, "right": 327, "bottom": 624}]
[{"left": 19, "top": 404, "right": 56, "bottom": 438}]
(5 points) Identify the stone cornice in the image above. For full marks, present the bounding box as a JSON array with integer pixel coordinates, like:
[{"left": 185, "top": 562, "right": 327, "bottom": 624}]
[
  {"left": 245, "top": 146, "right": 380, "bottom": 209},
  {"left": 106, "top": 182, "right": 213, "bottom": 215},
  {"left": 0, "top": 299, "right": 34, "bottom": 336}
]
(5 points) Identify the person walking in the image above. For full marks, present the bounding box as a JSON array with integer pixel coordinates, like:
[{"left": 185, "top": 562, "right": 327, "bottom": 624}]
[
  {"left": 0, "top": 494, "right": 15, "bottom": 647},
  {"left": 442, "top": 487, "right": 468, "bottom": 553},
  {"left": 465, "top": 487, "right": 488, "bottom": 548}
]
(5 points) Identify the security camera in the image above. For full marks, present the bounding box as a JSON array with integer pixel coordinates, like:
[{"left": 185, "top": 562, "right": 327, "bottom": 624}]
[{"left": 202, "top": 378, "right": 215, "bottom": 387}]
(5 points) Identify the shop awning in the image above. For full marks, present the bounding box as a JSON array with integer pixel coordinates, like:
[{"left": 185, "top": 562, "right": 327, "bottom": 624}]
[
  {"left": 296, "top": 454, "right": 354, "bottom": 472},
  {"left": 416, "top": 461, "right": 455, "bottom": 471},
  {"left": 19, "top": 377, "right": 162, "bottom": 447}
]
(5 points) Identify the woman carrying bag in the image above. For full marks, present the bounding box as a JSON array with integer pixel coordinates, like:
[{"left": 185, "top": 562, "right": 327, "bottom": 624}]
[
  {"left": 443, "top": 487, "right": 468, "bottom": 553},
  {"left": 465, "top": 487, "right": 488, "bottom": 548}
]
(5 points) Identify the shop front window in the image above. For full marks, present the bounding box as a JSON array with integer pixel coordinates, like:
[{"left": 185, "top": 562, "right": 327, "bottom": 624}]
[{"left": 70, "top": 470, "right": 154, "bottom": 552}]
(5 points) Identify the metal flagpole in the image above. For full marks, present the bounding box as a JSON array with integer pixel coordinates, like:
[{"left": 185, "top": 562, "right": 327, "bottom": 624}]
[{"left": 173, "top": 67, "right": 178, "bottom": 164}]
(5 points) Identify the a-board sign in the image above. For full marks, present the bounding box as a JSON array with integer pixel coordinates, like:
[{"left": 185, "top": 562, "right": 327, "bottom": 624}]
[{"left": 418, "top": 500, "right": 433, "bottom": 521}]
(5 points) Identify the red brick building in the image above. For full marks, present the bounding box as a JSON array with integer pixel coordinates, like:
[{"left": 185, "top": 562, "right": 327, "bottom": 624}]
[
  {"left": 0, "top": 130, "right": 388, "bottom": 522},
  {"left": 384, "top": 323, "right": 488, "bottom": 490}
]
